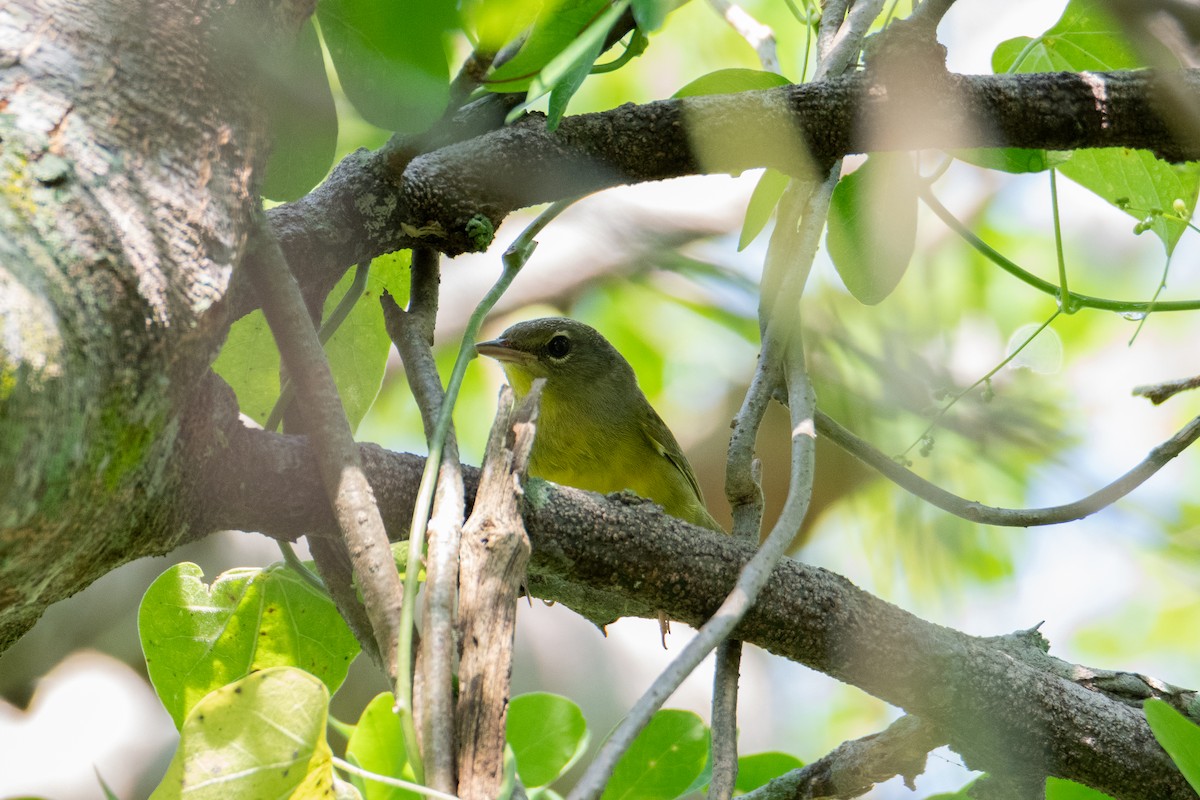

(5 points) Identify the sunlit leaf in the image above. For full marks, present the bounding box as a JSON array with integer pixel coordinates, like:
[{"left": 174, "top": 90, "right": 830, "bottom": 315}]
[
  {"left": 1045, "top": 776, "right": 1117, "bottom": 799},
  {"left": 991, "top": 0, "right": 1144, "bottom": 74},
  {"left": 507, "top": 693, "right": 590, "bottom": 788},
  {"left": 600, "top": 710, "right": 709, "bottom": 800},
  {"left": 952, "top": 148, "right": 1068, "bottom": 175},
  {"left": 672, "top": 67, "right": 790, "bottom": 99},
  {"left": 1145, "top": 699, "right": 1200, "bottom": 793},
  {"left": 346, "top": 692, "right": 421, "bottom": 800},
  {"left": 827, "top": 153, "right": 918, "bottom": 305},
  {"left": 740, "top": 168, "right": 789, "bottom": 250},
  {"left": 149, "top": 668, "right": 332, "bottom": 800},
  {"left": 487, "top": 0, "right": 609, "bottom": 91},
  {"left": 1057, "top": 150, "right": 1199, "bottom": 255},
  {"left": 735, "top": 751, "right": 804, "bottom": 792},
  {"left": 261, "top": 19, "right": 337, "bottom": 201},
  {"left": 630, "top": 0, "right": 671, "bottom": 32},
  {"left": 535, "top": 0, "right": 631, "bottom": 129},
  {"left": 139, "top": 563, "right": 358, "bottom": 728},
  {"left": 990, "top": 0, "right": 1196, "bottom": 253}
]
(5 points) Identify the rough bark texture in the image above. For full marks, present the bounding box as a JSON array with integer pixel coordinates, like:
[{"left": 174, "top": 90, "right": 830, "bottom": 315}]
[
  {"left": 0, "top": 0, "right": 305, "bottom": 647},
  {"left": 257, "top": 67, "right": 1200, "bottom": 294},
  {"left": 455, "top": 386, "right": 537, "bottom": 800},
  {"left": 186, "top": 417, "right": 1200, "bottom": 800},
  {"left": 3, "top": 1, "right": 1200, "bottom": 796}
]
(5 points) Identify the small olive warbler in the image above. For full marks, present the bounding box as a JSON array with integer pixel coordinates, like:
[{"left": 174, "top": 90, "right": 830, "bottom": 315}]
[{"left": 476, "top": 317, "right": 722, "bottom": 533}]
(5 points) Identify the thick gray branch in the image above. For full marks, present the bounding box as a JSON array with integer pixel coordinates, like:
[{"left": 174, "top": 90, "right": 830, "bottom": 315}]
[
  {"left": 258, "top": 68, "right": 1200, "bottom": 306},
  {"left": 212, "top": 419, "right": 1198, "bottom": 800}
]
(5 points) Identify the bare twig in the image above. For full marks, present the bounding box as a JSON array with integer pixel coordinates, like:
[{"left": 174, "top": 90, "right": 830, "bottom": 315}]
[
  {"left": 709, "top": 0, "right": 779, "bottom": 71},
  {"left": 1134, "top": 374, "right": 1200, "bottom": 404},
  {"left": 740, "top": 715, "right": 945, "bottom": 800},
  {"left": 381, "top": 246, "right": 463, "bottom": 793},
  {"left": 244, "top": 217, "right": 403, "bottom": 681},
  {"left": 816, "top": 408, "right": 1200, "bottom": 527},
  {"left": 456, "top": 383, "right": 541, "bottom": 800},
  {"left": 814, "top": 0, "right": 885, "bottom": 79}
]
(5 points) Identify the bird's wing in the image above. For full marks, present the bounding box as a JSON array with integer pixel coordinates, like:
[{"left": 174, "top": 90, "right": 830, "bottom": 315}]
[{"left": 641, "top": 406, "right": 706, "bottom": 505}]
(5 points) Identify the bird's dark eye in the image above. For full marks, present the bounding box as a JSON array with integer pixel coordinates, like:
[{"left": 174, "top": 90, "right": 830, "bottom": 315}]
[{"left": 546, "top": 334, "right": 571, "bottom": 359}]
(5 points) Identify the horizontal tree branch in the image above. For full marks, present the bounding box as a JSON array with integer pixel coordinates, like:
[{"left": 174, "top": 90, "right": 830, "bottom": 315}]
[
  {"left": 256, "top": 68, "right": 1200, "bottom": 315},
  {"left": 209, "top": 410, "right": 1199, "bottom": 800}
]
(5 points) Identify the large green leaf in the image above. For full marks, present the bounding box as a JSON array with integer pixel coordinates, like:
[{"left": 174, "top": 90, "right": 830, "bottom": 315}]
[
  {"left": 317, "top": 0, "right": 453, "bottom": 133},
  {"left": 826, "top": 153, "right": 918, "bottom": 305},
  {"left": 345, "top": 692, "right": 421, "bottom": 800},
  {"left": 261, "top": 19, "right": 337, "bottom": 202},
  {"left": 139, "top": 563, "right": 359, "bottom": 728},
  {"left": 734, "top": 751, "right": 804, "bottom": 792},
  {"left": 149, "top": 667, "right": 332, "bottom": 800},
  {"left": 992, "top": 0, "right": 1142, "bottom": 74},
  {"left": 540, "top": 0, "right": 630, "bottom": 129},
  {"left": 1145, "top": 699, "right": 1200, "bottom": 793},
  {"left": 991, "top": 0, "right": 1197, "bottom": 254},
  {"left": 1057, "top": 149, "right": 1199, "bottom": 256},
  {"left": 672, "top": 67, "right": 790, "bottom": 99},
  {"left": 600, "top": 710, "right": 710, "bottom": 800},
  {"left": 506, "top": 692, "right": 590, "bottom": 788},
  {"left": 487, "top": 0, "right": 609, "bottom": 91}
]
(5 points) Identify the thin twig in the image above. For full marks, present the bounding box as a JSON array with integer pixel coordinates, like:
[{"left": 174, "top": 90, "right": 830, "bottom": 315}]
[
  {"left": 1134, "top": 374, "right": 1200, "bottom": 405},
  {"left": 393, "top": 199, "right": 584, "bottom": 789},
  {"left": 244, "top": 217, "right": 403, "bottom": 680},
  {"left": 739, "top": 715, "right": 944, "bottom": 800},
  {"left": 814, "top": 0, "right": 885, "bottom": 80},
  {"left": 381, "top": 246, "right": 462, "bottom": 793},
  {"left": 333, "top": 756, "right": 462, "bottom": 800},
  {"left": 708, "top": 0, "right": 779, "bottom": 72},
  {"left": 816, "top": 409, "right": 1200, "bottom": 527}
]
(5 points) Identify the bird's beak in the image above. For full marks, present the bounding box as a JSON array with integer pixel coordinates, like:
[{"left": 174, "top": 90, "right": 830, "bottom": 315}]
[{"left": 475, "top": 337, "right": 536, "bottom": 365}]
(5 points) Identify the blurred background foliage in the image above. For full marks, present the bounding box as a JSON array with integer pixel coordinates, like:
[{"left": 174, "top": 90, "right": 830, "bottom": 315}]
[{"left": 3, "top": 0, "right": 1200, "bottom": 797}]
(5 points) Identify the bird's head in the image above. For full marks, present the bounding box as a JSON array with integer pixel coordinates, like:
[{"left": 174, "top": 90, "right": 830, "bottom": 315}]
[{"left": 475, "top": 317, "right": 635, "bottom": 398}]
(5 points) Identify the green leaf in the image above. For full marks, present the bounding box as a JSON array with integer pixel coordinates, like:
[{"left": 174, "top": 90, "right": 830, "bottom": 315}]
[
  {"left": 1045, "top": 776, "right": 1117, "bottom": 799},
  {"left": 600, "top": 710, "right": 710, "bottom": 800},
  {"left": 673, "top": 68, "right": 790, "bottom": 99},
  {"left": 630, "top": 0, "right": 670, "bottom": 32},
  {"left": 989, "top": 0, "right": 1195, "bottom": 253},
  {"left": 139, "top": 563, "right": 359, "bottom": 728},
  {"left": 991, "top": 0, "right": 1144, "bottom": 74},
  {"left": 740, "top": 168, "right": 790, "bottom": 250},
  {"left": 321, "top": 252, "right": 410, "bottom": 431},
  {"left": 506, "top": 692, "right": 590, "bottom": 788},
  {"left": 1057, "top": 150, "right": 1200, "bottom": 255},
  {"left": 952, "top": 148, "right": 1069, "bottom": 175},
  {"left": 463, "top": 0, "right": 541, "bottom": 53},
  {"left": 1145, "top": 699, "right": 1200, "bottom": 792},
  {"left": 346, "top": 692, "right": 421, "bottom": 800},
  {"left": 487, "top": 0, "right": 610, "bottom": 91},
  {"left": 211, "top": 309, "right": 279, "bottom": 425},
  {"left": 535, "top": 0, "right": 631, "bottom": 130},
  {"left": 211, "top": 252, "right": 408, "bottom": 430},
  {"left": 149, "top": 667, "right": 332, "bottom": 800},
  {"left": 826, "top": 153, "right": 918, "bottom": 305},
  {"left": 734, "top": 751, "right": 804, "bottom": 792},
  {"left": 261, "top": 19, "right": 337, "bottom": 202},
  {"left": 317, "top": 0, "right": 453, "bottom": 133}
]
